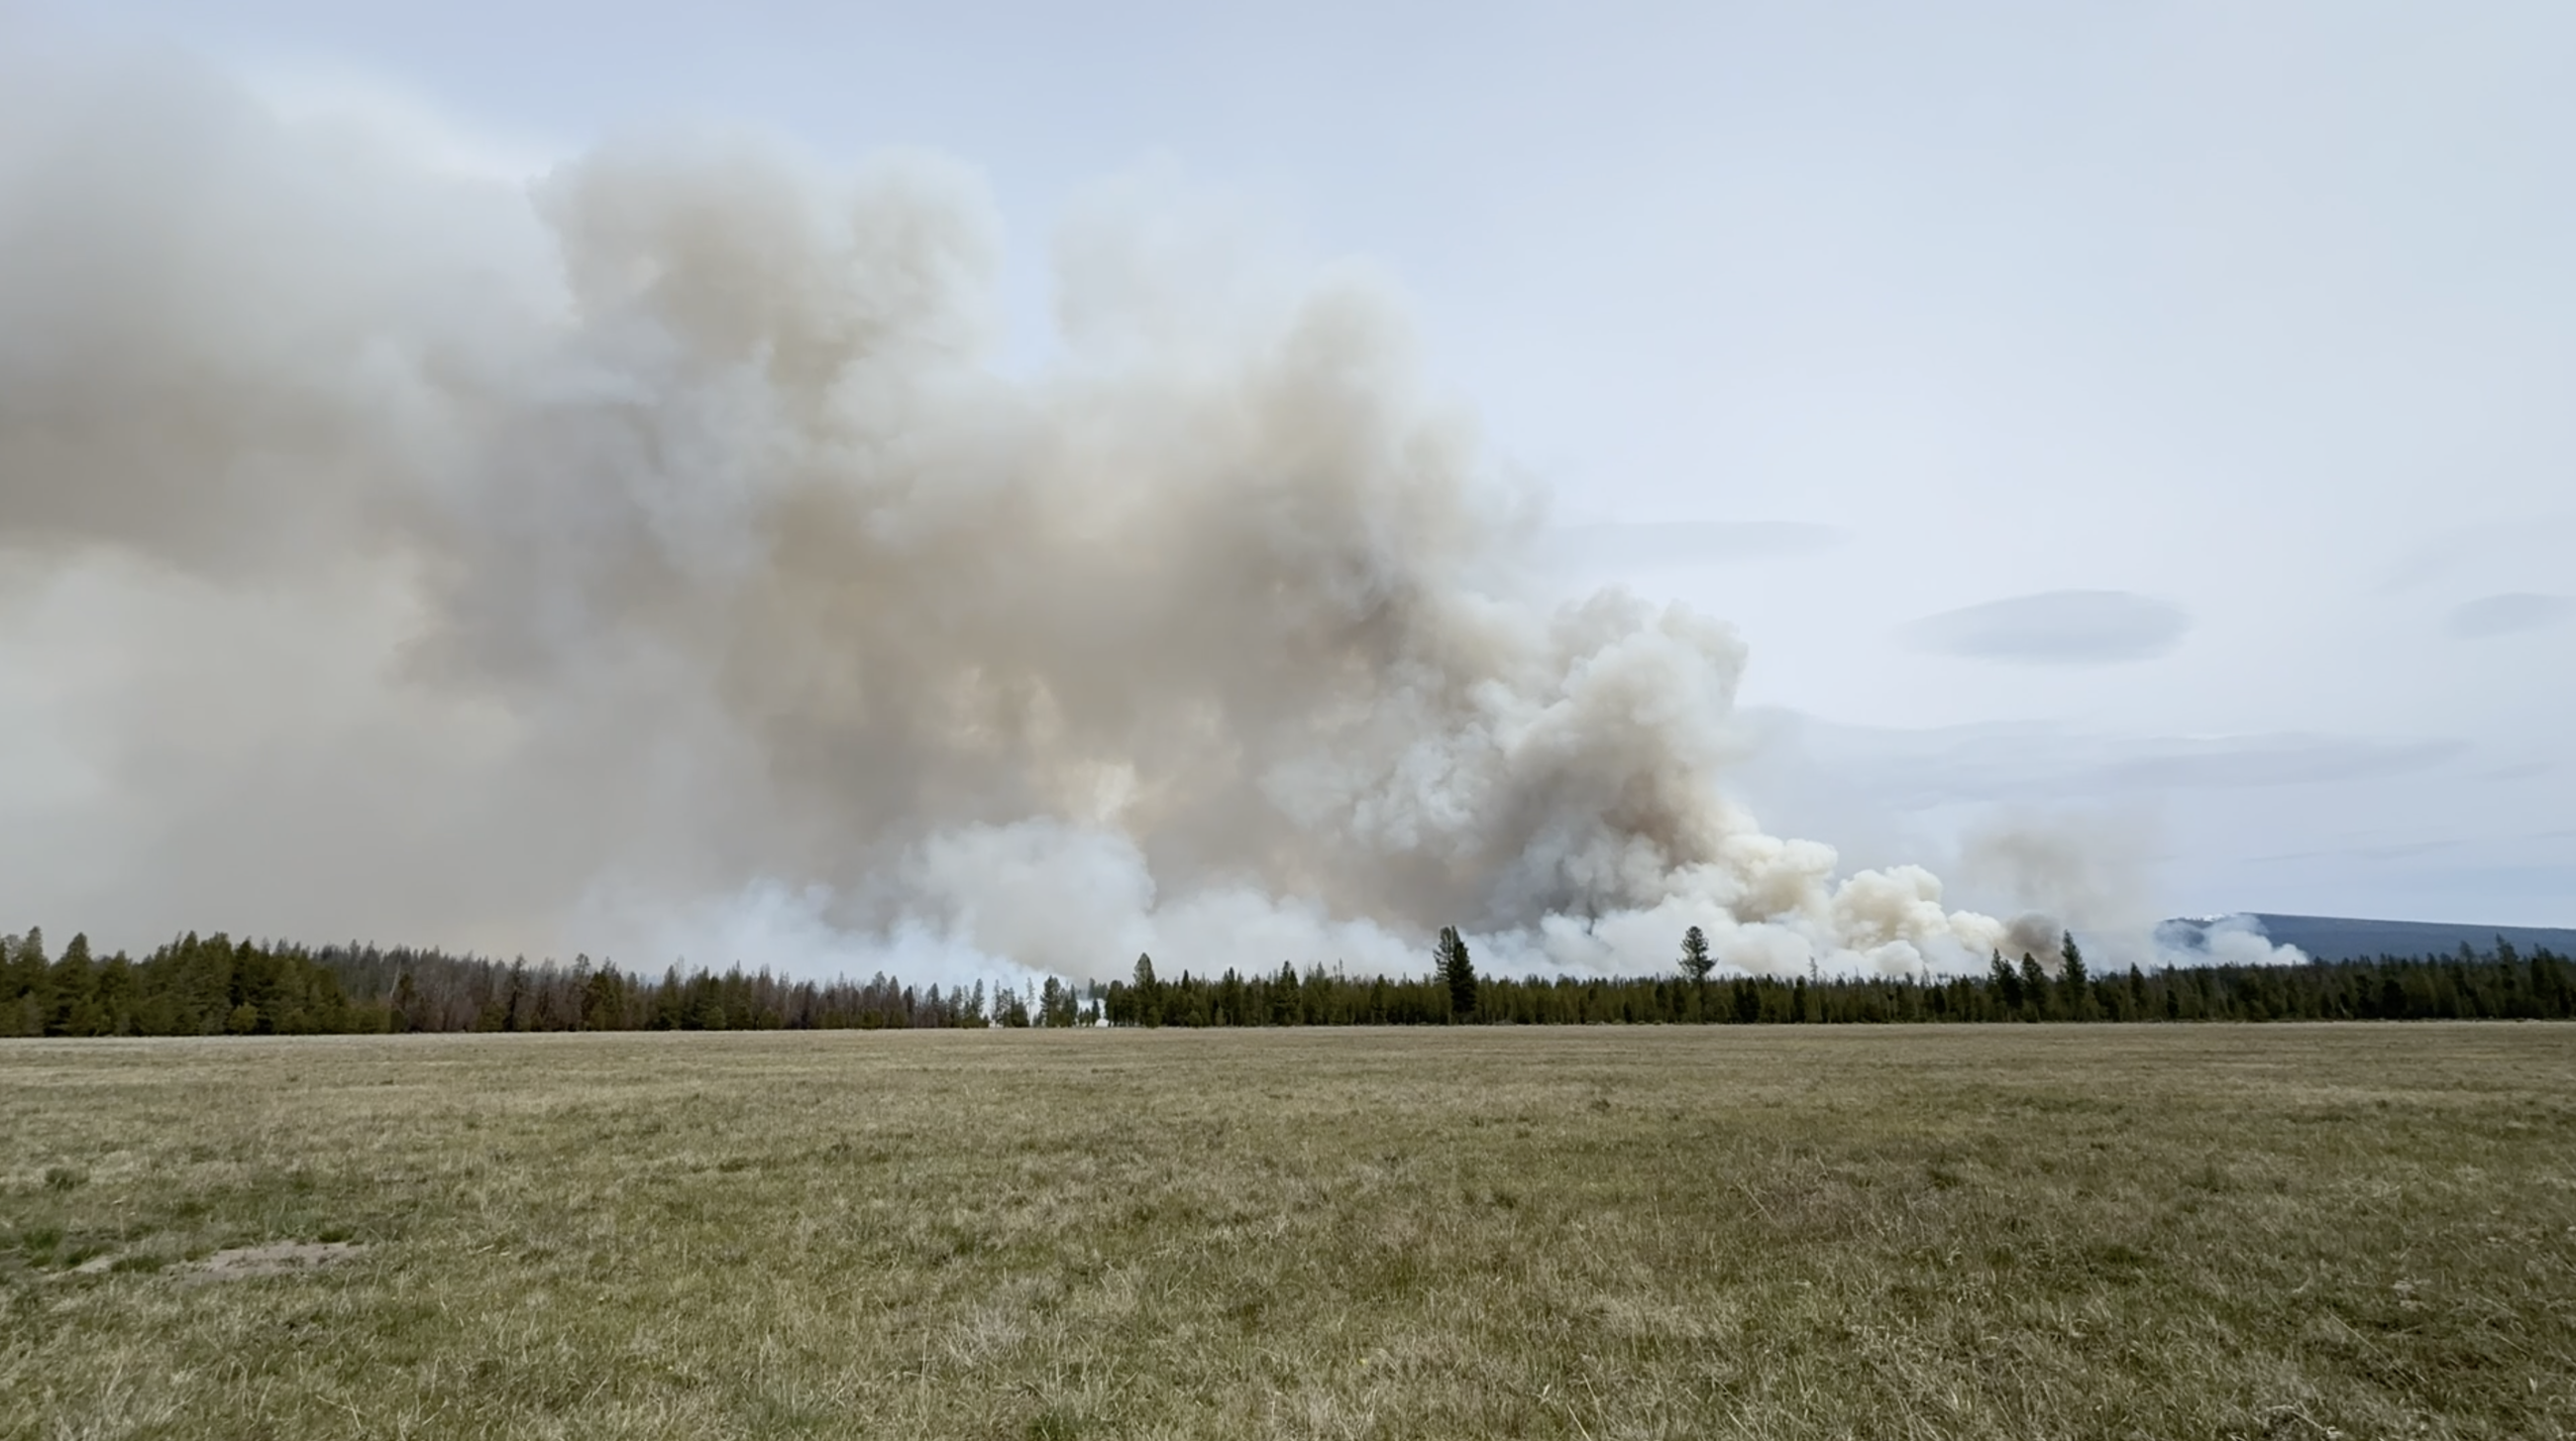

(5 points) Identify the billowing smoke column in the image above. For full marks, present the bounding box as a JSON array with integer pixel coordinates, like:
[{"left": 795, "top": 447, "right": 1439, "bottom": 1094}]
[{"left": 0, "top": 55, "right": 2028, "bottom": 981}]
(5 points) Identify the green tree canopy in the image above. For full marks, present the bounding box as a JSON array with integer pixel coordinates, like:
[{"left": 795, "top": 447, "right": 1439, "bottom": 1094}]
[
  {"left": 1435, "top": 927, "right": 1477, "bottom": 1022},
  {"left": 1679, "top": 926, "right": 1715, "bottom": 986}
]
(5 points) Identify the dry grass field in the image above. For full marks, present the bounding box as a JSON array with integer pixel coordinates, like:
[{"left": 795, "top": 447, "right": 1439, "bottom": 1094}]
[{"left": 4, "top": 1026, "right": 2573, "bottom": 1440}]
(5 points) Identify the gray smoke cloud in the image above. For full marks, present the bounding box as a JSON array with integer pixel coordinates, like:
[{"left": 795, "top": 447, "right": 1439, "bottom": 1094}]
[
  {"left": 0, "top": 54, "right": 2028, "bottom": 981},
  {"left": 1958, "top": 810, "right": 2305, "bottom": 971}
]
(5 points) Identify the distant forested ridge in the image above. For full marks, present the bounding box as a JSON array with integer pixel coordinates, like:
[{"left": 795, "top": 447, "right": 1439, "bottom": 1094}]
[
  {"left": 2, "top": 925, "right": 2571, "bottom": 1037},
  {"left": 2217, "top": 914, "right": 2576, "bottom": 964}
]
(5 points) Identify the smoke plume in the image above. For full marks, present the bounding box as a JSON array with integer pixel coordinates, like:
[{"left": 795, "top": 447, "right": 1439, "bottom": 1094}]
[{"left": 0, "top": 55, "right": 2027, "bottom": 981}]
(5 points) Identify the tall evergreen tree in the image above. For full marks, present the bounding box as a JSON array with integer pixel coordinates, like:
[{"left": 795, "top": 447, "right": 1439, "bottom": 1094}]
[
  {"left": 2060, "top": 932, "right": 2094, "bottom": 1019},
  {"left": 2019, "top": 954, "right": 2051, "bottom": 1020},
  {"left": 1678, "top": 926, "right": 1715, "bottom": 985},
  {"left": 1435, "top": 927, "right": 1478, "bottom": 1022},
  {"left": 1, "top": 932, "right": 38, "bottom": 1037},
  {"left": 1132, "top": 953, "right": 1162, "bottom": 1028},
  {"left": 48, "top": 933, "right": 100, "bottom": 1036},
  {"left": 1989, "top": 950, "right": 2023, "bottom": 1013}
]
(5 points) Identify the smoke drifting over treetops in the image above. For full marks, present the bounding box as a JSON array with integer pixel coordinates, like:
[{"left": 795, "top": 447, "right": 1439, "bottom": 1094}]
[{"left": 0, "top": 55, "right": 2228, "bottom": 981}]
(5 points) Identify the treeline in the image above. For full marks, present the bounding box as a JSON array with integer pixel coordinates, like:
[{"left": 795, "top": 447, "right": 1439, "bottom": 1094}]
[
  {"left": 4, "top": 924, "right": 2572, "bottom": 1039},
  {"left": 0, "top": 931, "right": 1006, "bottom": 1038},
  {"left": 0, "top": 930, "right": 375, "bottom": 1038},
  {"left": 1097, "top": 937, "right": 2576, "bottom": 1027}
]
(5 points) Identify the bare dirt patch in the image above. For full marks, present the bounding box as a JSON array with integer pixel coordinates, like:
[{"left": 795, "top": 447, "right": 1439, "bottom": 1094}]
[{"left": 182, "top": 1242, "right": 366, "bottom": 1280}]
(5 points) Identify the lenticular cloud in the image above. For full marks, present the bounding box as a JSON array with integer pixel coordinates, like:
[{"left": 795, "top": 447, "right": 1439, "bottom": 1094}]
[{"left": 0, "top": 54, "right": 2022, "bottom": 981}]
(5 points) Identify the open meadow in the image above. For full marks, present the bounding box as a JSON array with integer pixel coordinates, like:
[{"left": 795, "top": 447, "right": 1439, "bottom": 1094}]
[{"left": 5, "top": 1025, "right": 2574, "bottom": 1439}]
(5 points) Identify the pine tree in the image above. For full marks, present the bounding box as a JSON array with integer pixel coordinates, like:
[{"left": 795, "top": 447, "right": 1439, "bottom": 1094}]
[
  {"left": 1435, "top": 927, "right": 1478, "bottom": 1022},
  {"left": 1989, "top": 950, "right": 2023, "bottom": 1013},
  {"left": 1132, "top": 953, "right": 1161, "bottom": 1028},
  {"left": 43, "top": 933, "right": 102, "bottom": 1037},
  {"left": 2019, "top": 954, "right": 2051, "bottom": 1020},
  {"left": 582, "top": 963, "right": 626, "bottom": 1031},
  {"left": 1, "top": 931, "right": 38, "bottom": 1037},
  {"left": 2061, "top": 932, "right": 2094, "bottom": 1019},
  {"left": 655, "top": 965, "right": 689, "bottom": 1029},
  {"left": 1679, "top": 926, "right": 1715, "bottom": 984}
]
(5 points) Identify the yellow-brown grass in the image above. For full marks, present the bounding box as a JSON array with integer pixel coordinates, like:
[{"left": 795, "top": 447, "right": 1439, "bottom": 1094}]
[{"left": 5, "top": 1025, "right": 2573, "bottom": 1438}]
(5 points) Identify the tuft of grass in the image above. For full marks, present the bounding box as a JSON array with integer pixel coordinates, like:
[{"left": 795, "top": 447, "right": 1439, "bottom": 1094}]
[{"left": 2, "top": 1025, "right": 2573, "bottom": 1438}]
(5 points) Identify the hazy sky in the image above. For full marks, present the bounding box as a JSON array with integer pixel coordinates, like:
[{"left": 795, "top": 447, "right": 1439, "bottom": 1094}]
[{"left": 10, "top": 0, "right": 2572, "bottom": 930}]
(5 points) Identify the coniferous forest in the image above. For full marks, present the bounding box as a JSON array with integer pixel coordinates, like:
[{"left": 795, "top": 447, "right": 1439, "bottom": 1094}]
[{"left": 3, "top": 923, "right": 2571, "bottom": 1038}]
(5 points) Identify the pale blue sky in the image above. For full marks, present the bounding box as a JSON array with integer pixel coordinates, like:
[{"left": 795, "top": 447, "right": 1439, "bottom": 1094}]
[{"left": 13, "top": 0, "right": 2574, "bottom": 927}]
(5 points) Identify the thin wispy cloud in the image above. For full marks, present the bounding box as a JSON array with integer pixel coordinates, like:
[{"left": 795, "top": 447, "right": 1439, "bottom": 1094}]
[
  {"left": 1901, "top": 591, "right": 2189, "bottom": 666},
  {"left": 2445, "top": 593, "right": 2572, "bottom": 640}
]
